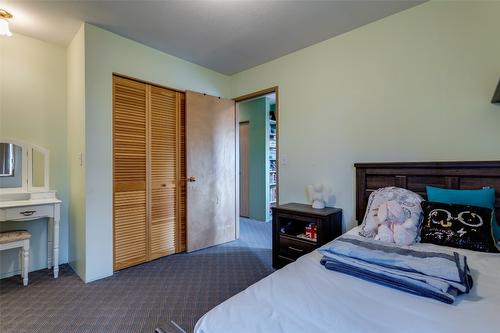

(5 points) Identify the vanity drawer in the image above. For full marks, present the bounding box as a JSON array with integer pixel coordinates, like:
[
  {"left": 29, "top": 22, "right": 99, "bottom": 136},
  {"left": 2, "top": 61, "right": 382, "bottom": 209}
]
[{"left": 4, "top": 205, "right": 53, "bottom": 220}]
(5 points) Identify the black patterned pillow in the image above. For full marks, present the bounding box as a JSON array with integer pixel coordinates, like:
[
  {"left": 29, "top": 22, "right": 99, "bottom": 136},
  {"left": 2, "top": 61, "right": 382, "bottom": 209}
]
[{"left": 420, "top": 201, "right": 499, "bottom": 253}]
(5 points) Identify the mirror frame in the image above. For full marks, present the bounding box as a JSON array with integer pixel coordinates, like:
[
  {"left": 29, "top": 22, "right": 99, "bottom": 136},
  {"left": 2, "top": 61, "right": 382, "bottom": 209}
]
[
  {"left": 0, "top": 138, "right": 49, "bottom": 193},
  {"left": 28, "top": 143, "right": 50, "bottom": 193},
  {"left": 0, "top": 139, "right": 28, "bottom": 193}
]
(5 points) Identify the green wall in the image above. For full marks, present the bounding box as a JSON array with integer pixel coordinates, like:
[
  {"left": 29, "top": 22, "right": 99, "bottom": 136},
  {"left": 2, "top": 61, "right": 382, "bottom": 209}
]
[
  {"left": 0, "top": 33, "right": 69, "bottom": 278},
  {"left": 66, "top": 24, "right": 86, "bottom": 279},
  {"left": 231, "top": 1, "right": 500, "bottom": 232},
  {"left": 239, "top": 97, "right": 269, "bottom": 221}
]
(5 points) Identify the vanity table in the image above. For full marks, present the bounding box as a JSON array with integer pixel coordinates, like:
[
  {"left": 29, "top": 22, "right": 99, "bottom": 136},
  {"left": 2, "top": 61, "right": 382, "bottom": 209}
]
[
  {"left": 0, "top": 139, "right": 61, "bottom": 278},
  {"left": 0, "top": 193, "right": 61, "bottom": 278}
]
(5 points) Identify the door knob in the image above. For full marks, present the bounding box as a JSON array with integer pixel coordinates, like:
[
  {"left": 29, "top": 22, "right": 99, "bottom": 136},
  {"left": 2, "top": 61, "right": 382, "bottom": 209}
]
[{"left": 186, "top": 176, "right": 196, "bottom": 182}]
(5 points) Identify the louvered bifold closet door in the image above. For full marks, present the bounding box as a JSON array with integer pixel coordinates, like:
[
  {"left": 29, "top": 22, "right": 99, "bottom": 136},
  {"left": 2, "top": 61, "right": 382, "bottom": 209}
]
[
  {"left": 113, "top": 76, "right": 148, "bottom": 270},
  {"left": 149, "top": 86, "right": 178, "bottom": 259},
  {"left": 178, "top": 93, "right": 187, "bottom": 252}
]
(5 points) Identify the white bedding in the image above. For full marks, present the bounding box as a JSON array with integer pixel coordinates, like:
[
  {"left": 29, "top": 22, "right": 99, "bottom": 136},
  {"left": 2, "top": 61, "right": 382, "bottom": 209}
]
[{"left": 194, "top": 227, "right": 500, "bottom": 333}]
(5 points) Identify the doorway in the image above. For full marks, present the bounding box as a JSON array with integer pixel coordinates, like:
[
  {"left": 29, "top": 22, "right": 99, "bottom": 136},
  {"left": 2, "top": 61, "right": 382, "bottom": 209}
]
[
  {"left": 235, "top": 88, "right": 279, "bottom": 223},
  {"left": 239, "top": 121, "right": 250, "bottom": 218}
]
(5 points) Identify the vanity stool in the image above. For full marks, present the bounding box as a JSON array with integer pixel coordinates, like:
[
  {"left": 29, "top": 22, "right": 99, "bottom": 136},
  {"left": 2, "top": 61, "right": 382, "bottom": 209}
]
[{"left": 0, "top": 230, "right": 31, "bottom": 286}]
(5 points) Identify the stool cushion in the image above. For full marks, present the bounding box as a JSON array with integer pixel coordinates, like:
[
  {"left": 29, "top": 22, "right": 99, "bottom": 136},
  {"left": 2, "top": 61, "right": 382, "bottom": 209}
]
[{"left": 0, "top": 230, "right": 31, "bottom": 244}]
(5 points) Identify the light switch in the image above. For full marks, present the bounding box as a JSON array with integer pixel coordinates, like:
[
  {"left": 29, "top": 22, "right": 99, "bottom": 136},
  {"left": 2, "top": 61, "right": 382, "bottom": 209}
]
[{"left": 78, "top": 152, "right": 83, "bottom": 167}]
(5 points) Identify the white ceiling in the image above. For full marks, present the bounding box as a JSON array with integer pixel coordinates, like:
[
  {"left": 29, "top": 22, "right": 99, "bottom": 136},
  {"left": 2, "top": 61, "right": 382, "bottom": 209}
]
[{"left": 1, "top": 0, "right": 424, "bottom": 75}]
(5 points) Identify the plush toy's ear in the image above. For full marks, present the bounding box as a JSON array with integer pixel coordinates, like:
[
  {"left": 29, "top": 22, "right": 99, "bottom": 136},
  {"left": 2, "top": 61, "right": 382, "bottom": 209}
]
[{"left": 377, "top": 202, "right": 388, "bottom": 223}]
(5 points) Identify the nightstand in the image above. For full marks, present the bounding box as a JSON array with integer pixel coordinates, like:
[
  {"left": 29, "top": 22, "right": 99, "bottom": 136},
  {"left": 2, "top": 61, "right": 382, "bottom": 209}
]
[{"left": 272, "top": 203, "right": 342, "bottom": 269}]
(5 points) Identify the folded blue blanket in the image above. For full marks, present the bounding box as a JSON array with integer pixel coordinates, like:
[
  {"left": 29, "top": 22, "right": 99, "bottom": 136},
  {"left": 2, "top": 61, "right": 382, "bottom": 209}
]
[{"left": 319, "top": 235, "right": 473, "bottom": 304}]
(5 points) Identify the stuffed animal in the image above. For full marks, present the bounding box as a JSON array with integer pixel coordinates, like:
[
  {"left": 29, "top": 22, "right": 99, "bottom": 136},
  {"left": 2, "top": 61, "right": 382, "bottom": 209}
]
[
  {"left": 360, "top": 187, "right": 423, "bottom": 240},
  {"left": 393, "top": 218, "right": 419, "bottom": 246},
  {"left": 375, "top": 200, "right": 418, "bottom": 246}
]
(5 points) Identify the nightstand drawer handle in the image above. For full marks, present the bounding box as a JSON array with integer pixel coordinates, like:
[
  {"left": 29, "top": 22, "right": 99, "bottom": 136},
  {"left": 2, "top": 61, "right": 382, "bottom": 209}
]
[
  {"left": 20, "top": 210, "right": 36, "bottom": 216},
  {"left": 288, "top": 246, "right": 304, "bottom": 253}
]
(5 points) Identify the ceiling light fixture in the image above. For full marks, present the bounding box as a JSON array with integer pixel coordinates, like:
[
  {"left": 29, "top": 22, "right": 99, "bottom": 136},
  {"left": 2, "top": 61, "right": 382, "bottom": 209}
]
[{"left": 0, "top": 9, "right": 13, "bottom": 37}]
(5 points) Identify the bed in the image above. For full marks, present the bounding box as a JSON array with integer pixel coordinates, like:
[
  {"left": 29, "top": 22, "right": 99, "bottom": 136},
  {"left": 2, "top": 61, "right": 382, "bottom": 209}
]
[{"left": 194, "top": 161, "right": 500, "bottom": 333}]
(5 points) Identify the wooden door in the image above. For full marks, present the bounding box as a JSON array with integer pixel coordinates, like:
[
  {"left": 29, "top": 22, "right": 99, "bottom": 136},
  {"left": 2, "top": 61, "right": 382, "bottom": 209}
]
[
  {"left": 178, "top": 93, "right": 187, "bottom": 252},
  {"left": 149, "top": 86, "right": 178, "bottom": 260},
  {"left": 185, "top": 91, "right": 237, "bottom": 252},
  {"left": 239, "top": 122, "right": 250, "bottom": 217},
  {"left": 113, "top": 75, "right": 186, "bottom": 271},
  {"left": 113, "top": 76, "right": 148, "bottom": 270}
]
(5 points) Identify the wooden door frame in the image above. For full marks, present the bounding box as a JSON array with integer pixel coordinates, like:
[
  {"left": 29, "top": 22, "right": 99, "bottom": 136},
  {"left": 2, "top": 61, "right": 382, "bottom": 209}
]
[
  {"left": 238, "top": 120, "right": 250, "bottom": 218},
  {"left": 234, "top": 86, "right": 280, "bottom": 208},
  {"left": 113, "top": 72, "right": 185, "bottom": 94}
]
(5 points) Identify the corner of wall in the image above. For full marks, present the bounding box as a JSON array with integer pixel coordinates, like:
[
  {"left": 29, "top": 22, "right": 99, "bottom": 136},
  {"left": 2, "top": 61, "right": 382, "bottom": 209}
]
[
  {"left": 66, "top": 24, "right": 87, "bottom": 281},
  {"left": 81, "top": 22, "right": 236, "bottom": 282}
]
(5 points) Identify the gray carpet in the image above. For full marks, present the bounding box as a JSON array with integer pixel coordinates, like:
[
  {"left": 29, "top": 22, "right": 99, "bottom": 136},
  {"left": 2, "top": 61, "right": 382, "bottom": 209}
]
[{"left": 0, "top": 218, "right": 273, "bottom": 333}]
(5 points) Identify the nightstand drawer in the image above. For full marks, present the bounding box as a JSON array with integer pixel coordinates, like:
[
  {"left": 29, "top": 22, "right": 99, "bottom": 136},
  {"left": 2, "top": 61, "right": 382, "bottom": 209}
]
[{"left": 279, "top": 236, "right": 316, "bottom": 260}]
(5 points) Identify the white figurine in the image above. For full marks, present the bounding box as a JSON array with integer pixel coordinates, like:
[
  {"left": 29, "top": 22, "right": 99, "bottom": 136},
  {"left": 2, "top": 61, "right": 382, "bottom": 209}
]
[{"left": 307, "top": 184, "right": 330, "bottom": 209}]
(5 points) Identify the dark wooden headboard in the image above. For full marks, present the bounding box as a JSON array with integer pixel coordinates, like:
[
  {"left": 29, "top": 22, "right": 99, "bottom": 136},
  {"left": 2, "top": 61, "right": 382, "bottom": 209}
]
[{"left": 355, "top": 161, "right": 500, "bottom": 225}]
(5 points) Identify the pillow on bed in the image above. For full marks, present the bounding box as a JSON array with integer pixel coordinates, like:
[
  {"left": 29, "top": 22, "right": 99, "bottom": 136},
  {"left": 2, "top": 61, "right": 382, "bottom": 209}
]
[
  {"left": 426, "top": 186, "right": 499, "bottom": 240},
  {"left": 360, "top": 187, "right": 423, "bottom": 239},
  {"left": 420, "top": 201, "right": 499, "bottom": 253}
]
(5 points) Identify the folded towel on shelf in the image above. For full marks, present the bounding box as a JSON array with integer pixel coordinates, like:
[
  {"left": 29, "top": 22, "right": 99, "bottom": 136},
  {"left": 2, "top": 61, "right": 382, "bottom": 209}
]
[{"left": 319, "top": 235, "right": 473, "bottom": 304}]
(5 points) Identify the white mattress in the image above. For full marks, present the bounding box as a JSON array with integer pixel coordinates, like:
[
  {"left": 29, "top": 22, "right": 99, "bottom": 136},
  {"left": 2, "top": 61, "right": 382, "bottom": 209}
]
[{"left": 194, "top": 227, "right": 500, "bottom": 333}]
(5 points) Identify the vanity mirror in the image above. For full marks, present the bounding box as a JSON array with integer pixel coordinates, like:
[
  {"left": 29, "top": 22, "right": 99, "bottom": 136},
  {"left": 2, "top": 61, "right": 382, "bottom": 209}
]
[{"left": 0, "top": 139, "right": 49, "bottom": 193}]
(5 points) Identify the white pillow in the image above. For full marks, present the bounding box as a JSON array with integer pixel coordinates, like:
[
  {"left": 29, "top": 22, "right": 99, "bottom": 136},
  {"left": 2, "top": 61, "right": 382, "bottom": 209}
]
[{"left": 360, "top": 187, "right": 423, "bottom": 239}]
